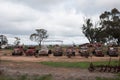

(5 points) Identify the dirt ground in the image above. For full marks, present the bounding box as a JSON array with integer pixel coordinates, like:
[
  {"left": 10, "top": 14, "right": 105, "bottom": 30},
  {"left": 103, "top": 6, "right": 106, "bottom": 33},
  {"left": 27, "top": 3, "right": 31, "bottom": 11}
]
[
  {"left": 0, "top": 50, "right": 119, "bottom": 80},
  {"left": 0, "top": 55, "right": 119, "bottom": 62},
  {"left": 0, "top": 61, "right": 117, "bottom": 80}
]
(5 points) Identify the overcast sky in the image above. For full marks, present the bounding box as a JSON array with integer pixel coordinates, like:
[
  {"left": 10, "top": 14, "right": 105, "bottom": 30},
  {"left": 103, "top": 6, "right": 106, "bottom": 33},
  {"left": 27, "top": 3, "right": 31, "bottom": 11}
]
[{"left": 0, "top": 0, "right": 120, "bottom": 45}]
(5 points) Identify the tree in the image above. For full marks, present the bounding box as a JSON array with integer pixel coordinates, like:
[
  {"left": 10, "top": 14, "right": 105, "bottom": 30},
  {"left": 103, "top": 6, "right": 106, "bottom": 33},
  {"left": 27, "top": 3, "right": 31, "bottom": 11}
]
[
  {"left": 30, "top": 29, "right": 48, "bottom": 49},
  {"left": 82, "top": 18, "right": 95, "bottom": 43},
  {"left": 82, "top": 18, "right": 108, "bottom": 44},
  {"left": 14, "top": 37, "right": 20, "bottom": 46},
  {"left": 100, "top": 8, "right": 120, "bottom": 45},
  {"left": 0, "top": 35, "right": 8, "bottom": 47}
]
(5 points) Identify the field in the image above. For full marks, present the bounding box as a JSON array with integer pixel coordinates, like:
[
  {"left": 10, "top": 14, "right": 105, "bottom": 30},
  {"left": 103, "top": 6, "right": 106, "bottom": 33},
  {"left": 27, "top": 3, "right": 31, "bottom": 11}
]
[{"left": 0, "top": 49, "right": 120, "bottom": 80}]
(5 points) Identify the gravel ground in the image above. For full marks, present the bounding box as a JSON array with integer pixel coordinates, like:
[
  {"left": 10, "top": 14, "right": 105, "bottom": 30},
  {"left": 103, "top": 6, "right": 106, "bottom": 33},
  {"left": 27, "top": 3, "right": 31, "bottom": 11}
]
[
  {"left": 0, "top": 50, "right": 119, "bottom": 80},
  {"left": 0, "top": 61, "right": 117, "bottom": 80}
]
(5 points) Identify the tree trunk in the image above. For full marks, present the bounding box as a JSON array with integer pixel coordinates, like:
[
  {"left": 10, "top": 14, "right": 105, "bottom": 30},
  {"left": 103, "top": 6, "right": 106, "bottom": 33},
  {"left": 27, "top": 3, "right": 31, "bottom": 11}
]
[
  {"left": 117, "top": 38, "right": 120, "bottom": 46},
  {"left": 39, "top": 41, "right": 42, "bottom": 50}
]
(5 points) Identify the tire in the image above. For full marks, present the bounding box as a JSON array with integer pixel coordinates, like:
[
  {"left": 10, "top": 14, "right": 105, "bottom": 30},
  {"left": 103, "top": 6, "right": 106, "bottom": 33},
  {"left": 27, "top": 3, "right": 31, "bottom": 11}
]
[
  {"left": 48, "top": 50, "right": 52, "bottom": 54},
  {"left": 53, "top": 52, "right": 62, "bottom": 56},
  {"left": 72, "top": 52, "right": 75, "bottom": 56},
  {"left": 12, "top": 52, "right": 15, "bottom": 56},
  {"left": 20, "top": 52, "right": 23, "bottom": 56}
]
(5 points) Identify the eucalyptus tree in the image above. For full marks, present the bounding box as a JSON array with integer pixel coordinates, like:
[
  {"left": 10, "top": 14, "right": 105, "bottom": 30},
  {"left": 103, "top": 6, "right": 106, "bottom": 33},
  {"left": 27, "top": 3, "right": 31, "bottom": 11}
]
[
  {"left": 82, "top": 18, "right": 96, "bottom": 43},
  {"left": 100, "top": 8, "right": 120, "bottom": 45},
  {"left": 30, "top": 29, "right": 48, "bottom": 49},
  {"left": 82, "top": 18, "right": 107, "bottom": 43}
]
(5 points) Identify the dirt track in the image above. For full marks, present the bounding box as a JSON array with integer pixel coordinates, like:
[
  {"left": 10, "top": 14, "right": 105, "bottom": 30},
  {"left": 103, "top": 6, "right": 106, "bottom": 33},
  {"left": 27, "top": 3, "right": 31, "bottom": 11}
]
[
  {"left": 0, "top": 55, "right": 119, "bottom": 62},
  {"left": 0, "top": 50, "right": 119, "bottom": 80}
]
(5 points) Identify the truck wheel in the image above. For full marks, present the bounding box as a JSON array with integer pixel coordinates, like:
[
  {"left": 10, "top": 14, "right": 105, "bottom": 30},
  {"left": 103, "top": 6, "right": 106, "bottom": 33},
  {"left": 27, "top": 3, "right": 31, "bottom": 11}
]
[{"left": 12, "top": 52, "right": 15, "bottom": 56}]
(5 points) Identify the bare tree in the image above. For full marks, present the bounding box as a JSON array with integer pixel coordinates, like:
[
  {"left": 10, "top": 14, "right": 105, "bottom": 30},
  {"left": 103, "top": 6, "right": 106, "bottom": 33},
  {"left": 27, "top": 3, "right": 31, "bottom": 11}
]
[
  {"left": 0, "top": 35, "right": 8, "bottom": 48},
  {"left": 14, "top": 37, "right": 20, "bottom": 46},
  {"left": 30, "top": 29, "right": 48, "bottom": 49}
]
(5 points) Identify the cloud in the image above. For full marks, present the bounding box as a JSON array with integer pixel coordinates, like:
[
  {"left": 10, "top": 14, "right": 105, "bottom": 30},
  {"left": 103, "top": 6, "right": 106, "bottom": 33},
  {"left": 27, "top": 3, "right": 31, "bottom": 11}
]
[
  {"left": 71, "top": 0, "right": 120, "bottom": 15},
  {"left": 0, "top": 0, "right": 120, "bottom": 45},
  {"left": 2, "top": 0, "right": 67, "bottom": 12},
  {"left": 0, "top": 1, "right": 40, "bottom": 35},
  {"left": 95, "top": 0, "right": 120, "bottom": 7},
  {"left": 7, "top": 34, "right": 37, "bottom": 45}
]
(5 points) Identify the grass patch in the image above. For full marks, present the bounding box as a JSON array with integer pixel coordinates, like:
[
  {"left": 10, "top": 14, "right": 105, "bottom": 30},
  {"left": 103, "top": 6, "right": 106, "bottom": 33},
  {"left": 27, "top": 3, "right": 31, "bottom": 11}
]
[
  {"left": 34, "top": 74, "right": 53, "bottom": 80},
  {"left": 0, "top": 74, "right": 53, "bottom": 80},
  {"left": 96, "top": 77, "right": 120, "bottom": 80},
  {"left": 40, "top": 60, "right": 119, "bottom": 69},
  {"left": 92, "top": 60, "right": 119, "bottom": 66},
  {"left": 0, "top": 75, "right": 13, "bottom": 80},
  {"left": 41, "top": 61, "right": 90, "bottom": 68}
]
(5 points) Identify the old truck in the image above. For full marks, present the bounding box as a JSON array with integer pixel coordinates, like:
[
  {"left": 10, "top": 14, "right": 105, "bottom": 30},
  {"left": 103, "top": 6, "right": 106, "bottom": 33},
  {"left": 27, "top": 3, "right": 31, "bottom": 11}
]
[
  {"left": 25, "top": 46, "right": 36, "bottom": 56},
  {"left": 92, "top": 47, "right": 104, "bottom": 57},
  {"left": 79, "top": 46, "right": 89, "bottom": 58},
  {"left": 12, "top": 46, "right": 24, "bottom": 56},
  {"left": 107, "top": 47, "right": 118, "bottom": 57},
  {"left": 53, "top": 45, "right": 63, "bottom": 56},
  {"left": 66, "top": 46, "right": 75, "bottom": 58}
]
